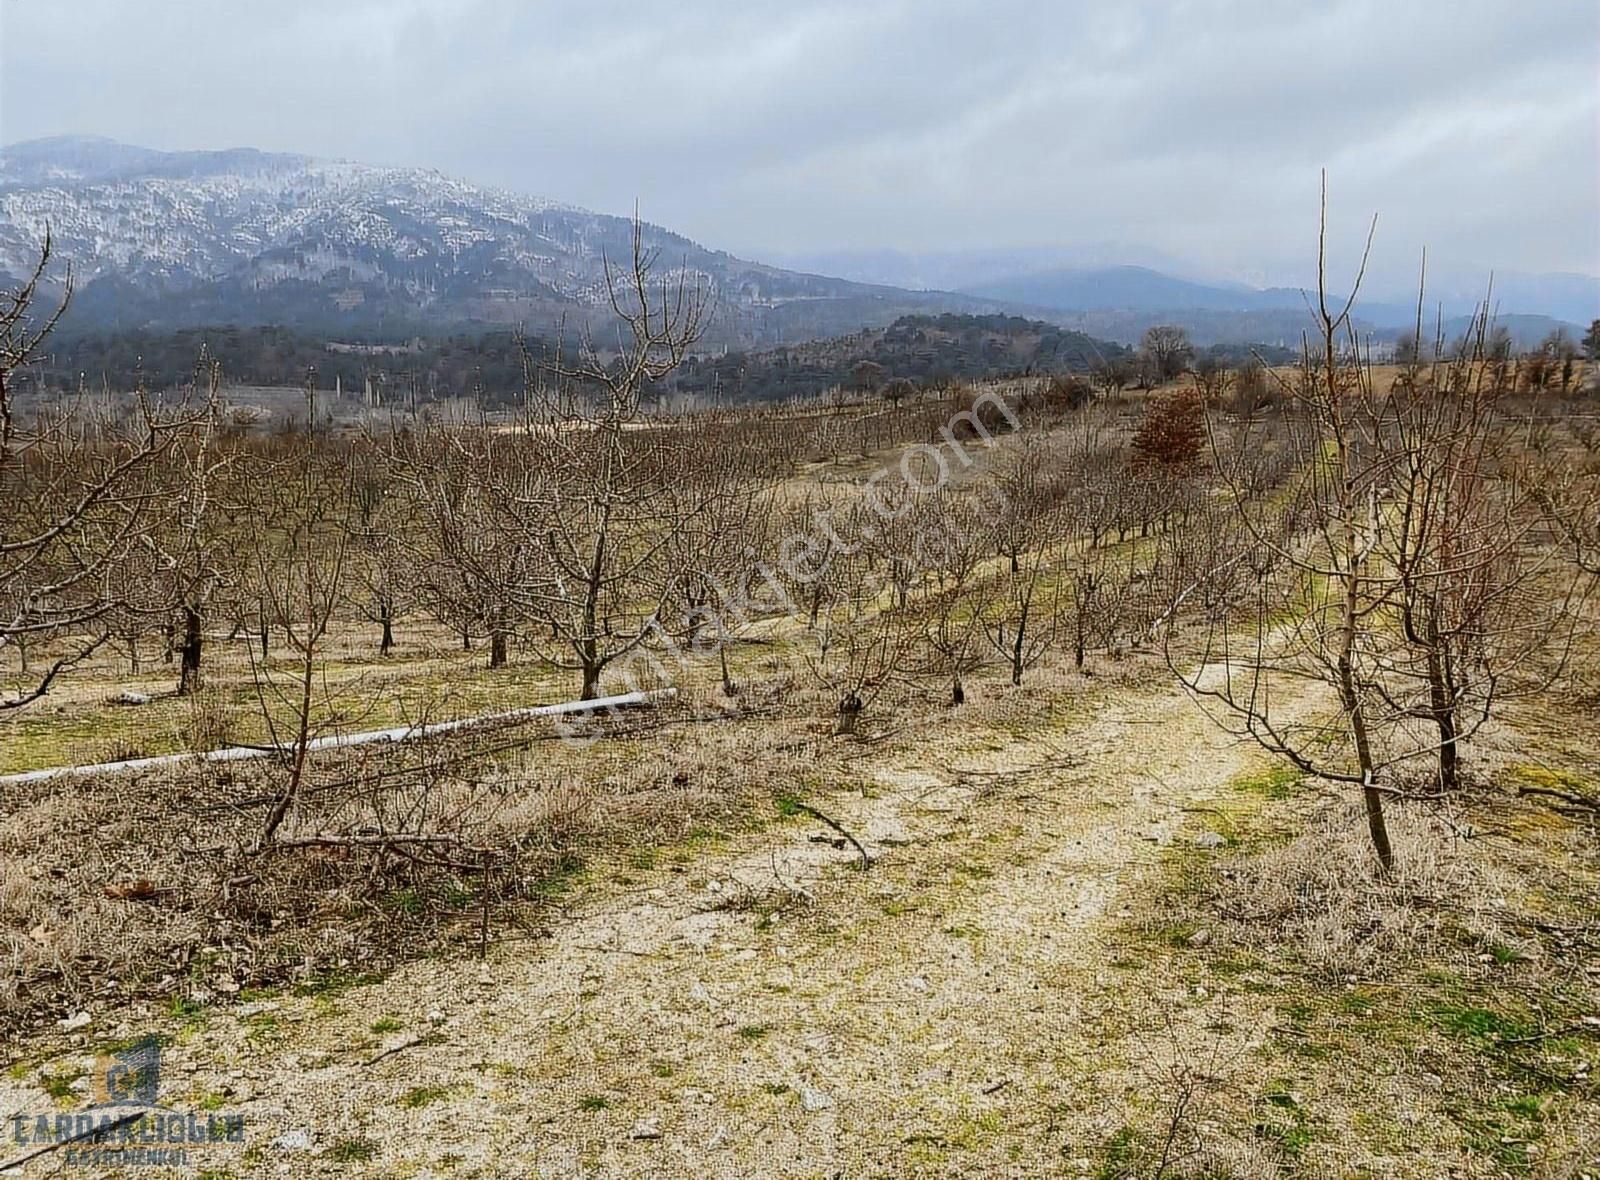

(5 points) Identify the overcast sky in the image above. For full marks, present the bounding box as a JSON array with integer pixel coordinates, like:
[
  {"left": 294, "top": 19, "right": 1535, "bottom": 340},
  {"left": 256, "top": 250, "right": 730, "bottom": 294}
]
[{"left": 3, "top": 0, "right": 1596, "bottom": 290}]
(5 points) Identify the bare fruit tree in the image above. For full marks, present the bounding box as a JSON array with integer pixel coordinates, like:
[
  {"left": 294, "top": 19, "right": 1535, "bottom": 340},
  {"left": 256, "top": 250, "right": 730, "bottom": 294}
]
[
  {"left": 917, "top": 490, "right": 992, "bottom": 705},
  {"left": 981, "top": 440, "right": 1067, "bottom": 686},
  {"left": 805, "top": 518, "right": 917, "bottom": 735},
  {"left": 0, "top": 235, "right": 212, "bottom": 710},
  {"left": 1169, "top": 187, "right": 1584, "bottom": 870},
  {"left": 521, "top": 215, "right": 732, "bottom": 699},
  {"left": 1381, "top": 304, "right": 1589, "bottom": 793},
  {"left": 396, "top": 423, "right": 533, "bottom": 669},
  {"left": 246, "top": 449, "right": 355, "bottom": 850}
]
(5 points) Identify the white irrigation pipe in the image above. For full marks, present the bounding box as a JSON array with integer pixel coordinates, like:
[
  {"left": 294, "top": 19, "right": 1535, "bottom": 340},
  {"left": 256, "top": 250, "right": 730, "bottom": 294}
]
[{"left": 0, "top": 688, "right": 677, "bottom": 788}]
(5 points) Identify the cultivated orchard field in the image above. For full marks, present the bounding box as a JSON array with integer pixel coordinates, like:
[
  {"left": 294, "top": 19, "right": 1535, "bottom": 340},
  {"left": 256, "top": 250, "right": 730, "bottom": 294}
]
[{"left": 2, "top": 231, "right": 1599, "bottom": 1178}]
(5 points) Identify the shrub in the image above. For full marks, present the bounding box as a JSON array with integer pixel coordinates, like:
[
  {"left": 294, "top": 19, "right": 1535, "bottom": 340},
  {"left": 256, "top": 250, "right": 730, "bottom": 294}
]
[
  {"left": 1044, "top": 374, "right": 1094, "bottom": 413},
  {"left": 1132, "top": 386, "right": 1206, "bottom": 468}
]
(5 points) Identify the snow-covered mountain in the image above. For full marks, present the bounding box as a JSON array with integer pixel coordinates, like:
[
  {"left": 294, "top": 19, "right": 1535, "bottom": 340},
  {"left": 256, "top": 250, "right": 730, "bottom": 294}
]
[{"left": 0, "top": 136, "right": 987, "bottom": 345}]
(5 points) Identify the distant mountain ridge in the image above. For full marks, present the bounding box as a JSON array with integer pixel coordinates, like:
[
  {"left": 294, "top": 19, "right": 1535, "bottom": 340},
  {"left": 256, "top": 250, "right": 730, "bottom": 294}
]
[
  {"left": 962, "top": 264, "right": 1597, "bottom": 331},
  {"left": 0, "top": 136, "right": 1003, "bottom": 347},
  {"left": 3, "top": 137, "right": 1591, "bottom": 352},
  {"left": 964, "top": 265, "right": 1304, "bottom": 314},
  {"left": 954, "top": 264, "right": 1593, "bottom": 350}
]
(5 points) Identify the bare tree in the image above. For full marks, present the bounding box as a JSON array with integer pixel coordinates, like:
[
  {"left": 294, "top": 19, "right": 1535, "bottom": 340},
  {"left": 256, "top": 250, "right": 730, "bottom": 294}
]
[
  {"left": 1168, "top": 186, "right": 1586, "bottom": 869},
  {"left": 980, "top": 450, "right": 1066, "bottom": 687},
  {"left": 348, "top": 439, "right": 414, "bottom": 656},
  {"left": 520, "top": 215, "right": 728, "bottom": 699},
  {"left": 395, "top": 424, "right": 532, "bottom": 669},
  {"left": 916, "top": 492, "right": 991, "bottom": 704},
  {"left": 1140, "top": 325, "right": 1194, "bottom": 384},
  {"left": 1382, "top": 306, "right": 1588, "bottom": 792},
  {"left": 1, "top": 235, "right": 212, "bottom": 710},
  {"left": 247, "top": 452, "right": 355, "bottom": 849},
  {"left": 669, "top": 460, "right": 777, "bottom": 697},
  {"left": 805, "top": 534, "right": 916, "bottom": 734},
  {"left": 1176, "top": 192, "right": 1413, "bottom": 866}
]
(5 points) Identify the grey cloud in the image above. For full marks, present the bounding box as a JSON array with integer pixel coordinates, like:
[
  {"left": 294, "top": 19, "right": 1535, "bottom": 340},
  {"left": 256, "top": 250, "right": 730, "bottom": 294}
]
[{"left": 2, "top": 0, "right": 1595, "bottom": 293}]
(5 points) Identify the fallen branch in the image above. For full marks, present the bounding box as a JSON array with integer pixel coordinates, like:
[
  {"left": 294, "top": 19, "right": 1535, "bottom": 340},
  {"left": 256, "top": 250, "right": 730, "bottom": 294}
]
[
  {"left": 362, "top": 1030, "right": 444, "bottom": 1067},
  {"left": 793, "top": 802, "right": 869, "bottom": 871},
  {"left": 257, "top": 831, "right": 502, "bottom": 871},
  {"left": 1517, "top": 785, "right": 1599, "bottom": 812}
]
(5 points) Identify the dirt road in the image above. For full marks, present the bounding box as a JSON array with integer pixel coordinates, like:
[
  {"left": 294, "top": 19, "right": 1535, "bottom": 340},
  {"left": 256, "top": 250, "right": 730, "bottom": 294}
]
[{"left": 3, "top": 669, "right": 1300, "bottom": 1178}]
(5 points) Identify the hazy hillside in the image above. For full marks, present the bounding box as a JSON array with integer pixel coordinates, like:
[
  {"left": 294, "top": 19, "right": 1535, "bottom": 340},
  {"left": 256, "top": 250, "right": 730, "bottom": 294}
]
[
  {"left": 963, "top": 265, "right": 1288, "bottom": 313},
  {"left": 778, "top": 249, "right": 1600, "bottom": 329},
  {"left": 961, "top": 264, "right": 1592, "bottom": 347},
  {"left": 668, "top": 312, "right": 1128, "bottom": 403}
]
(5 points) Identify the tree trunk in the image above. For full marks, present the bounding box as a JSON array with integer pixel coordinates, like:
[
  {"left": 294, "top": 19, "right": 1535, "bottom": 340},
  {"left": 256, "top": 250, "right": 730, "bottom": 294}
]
[
  {"left": 1340, "top": 639, "right": 1392, "bottom": 872},
  {"left": 1424, "top": 641, "right": 1460, "bottom": 793},
  {"left": 177, "top": 606, "right": 203, "bottom": 696},
  {"left": 1361, "top": 774, "right": 1394, "bottom": 873},
  {"left": 380, "top": 615, "right": 394, "bottom": 656},
  {"left": 1431, "top": 673, "right": 1460, "bottom": 793},
  {"left": 489, "top": 628, "right": 508, "bottom": 669},
  {"left": 1010, "top": 608, "right": 1028, "bottom": 687},
  {"left": 951, "top": 676, "right": 965, "bottom": 706},
  {"left": 580, "top": 659, "right": 601, "bottom": 701},
  {"left": 836, "top": 693, "right": 862, "bottom": 734}
]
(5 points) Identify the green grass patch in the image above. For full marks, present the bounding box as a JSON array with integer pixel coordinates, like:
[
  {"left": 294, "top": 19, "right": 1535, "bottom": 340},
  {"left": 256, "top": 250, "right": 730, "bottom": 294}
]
[
  {"left": 529, "top": 852, "right": 587, "bottom": 900},
  {"left": 1428, "top": 1003, "right": 1534, "bottom": 1044},
  {"left": 398, "top": 1085, "right": 451, "bottom": 1109},
  {"left": 325, "top": 1138, "right": 377, "bottom": 1163},
  {"left": 39, "top": 1068, "right": 83, "bottom": 1103},
  {"left": 1094, "top": 1125, "right": 1142, "bottom": 1179},
  {"left": 1231, "top": 764, "right": 1303, "bottom": 800},
  {"left": 1253, "top": 1083, "right": 1316, "bottom": 1158},
  {"left": 292, "top": 967, "right": 383, "bottom": 999},
  {"left": 1506, "top": 763, "right": 1596, "bottom": 798},
  {"left": 385, "top": 888, "right": 426, "bottom": 916}
]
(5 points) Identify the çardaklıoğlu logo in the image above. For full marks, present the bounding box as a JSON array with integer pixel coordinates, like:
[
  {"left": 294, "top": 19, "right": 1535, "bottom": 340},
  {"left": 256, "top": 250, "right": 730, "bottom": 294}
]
[{"left": 3, "top": 1036, "right": 247, "bottom": 1171}]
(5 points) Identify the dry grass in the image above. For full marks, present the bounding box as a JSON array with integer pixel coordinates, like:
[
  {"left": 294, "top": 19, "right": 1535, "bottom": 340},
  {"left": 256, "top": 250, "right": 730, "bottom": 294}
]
[
  {"left": 1212, "top": 800, "right": 1515, "bottom": 980},
  {"left": 1109, "top": 747, "right": 1600, "bottom": 1177},
  {"left": 0, "top": 690, "right": 810, "bottom": 1034},
  {"left": 0, "top": 629, "right": 1075, "bottom": 1035}
]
